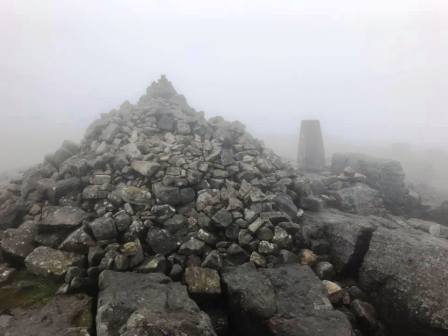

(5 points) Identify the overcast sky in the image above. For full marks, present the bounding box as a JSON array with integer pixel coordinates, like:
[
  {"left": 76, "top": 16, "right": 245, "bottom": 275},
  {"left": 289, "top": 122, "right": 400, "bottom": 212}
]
[{"left": 1, "top": 0, "right": 447, "bottom": 170}]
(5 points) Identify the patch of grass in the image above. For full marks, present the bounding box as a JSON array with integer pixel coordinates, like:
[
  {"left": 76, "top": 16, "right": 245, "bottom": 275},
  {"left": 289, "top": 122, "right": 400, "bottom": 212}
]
[{"left": 0, "top": 269, "right": 61, "bottom": 312}]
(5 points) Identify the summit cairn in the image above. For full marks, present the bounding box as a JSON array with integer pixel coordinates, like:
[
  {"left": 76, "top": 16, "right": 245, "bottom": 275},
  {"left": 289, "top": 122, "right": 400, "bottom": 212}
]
[{"left": 298, "top": 120, "right": 326, "bottom": 171}]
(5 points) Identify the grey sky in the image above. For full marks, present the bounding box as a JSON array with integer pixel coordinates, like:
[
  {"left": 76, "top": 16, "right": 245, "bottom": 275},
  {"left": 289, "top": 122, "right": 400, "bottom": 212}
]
[{"left": 1, "top": 0, "right": 447, "bottom": 170}]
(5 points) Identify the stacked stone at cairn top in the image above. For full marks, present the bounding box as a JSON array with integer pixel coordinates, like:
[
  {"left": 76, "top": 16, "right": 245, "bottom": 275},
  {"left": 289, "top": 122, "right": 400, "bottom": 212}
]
[{"left": 298, "top": 120, "right": 325, "bottom": 171}]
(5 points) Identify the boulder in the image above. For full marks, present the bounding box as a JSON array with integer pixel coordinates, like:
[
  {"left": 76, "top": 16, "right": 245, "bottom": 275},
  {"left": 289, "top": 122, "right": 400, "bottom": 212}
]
[
  {"left": 359, "top": 226, "right": 448, "bottom": 335},
  {"left": 96, "top": 270, "right": 216, "bottom": 336},
  {"left": 221, "top": 263, "right": 352, "bottom": 336},
  {"left": 332, "top": 183, "right": 385, "bottom": 216}
]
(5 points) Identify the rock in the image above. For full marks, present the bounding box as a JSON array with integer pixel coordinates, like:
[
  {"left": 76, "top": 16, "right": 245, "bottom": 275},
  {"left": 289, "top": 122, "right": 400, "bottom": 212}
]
[
  {"left": 179, "top": 238, "right": 206, "bottom": 256},
  {"left": 298, "top": 120, "right": 326, "bottom": 171},
  {"left": 323, "top": 280, "right": 344, "bottom": 305},
  {"left": 359, "top": 226, "right": 448, "bottom": 335},
  {"left": 222, "top": 263, "right": 352, "bottom": 336},
  {"left": 302, "top": 195, "right": 324, "bottom": 212},
  {"left": 88, "top": 217, "right": 117, "bottom": 241},
  {"left": 136, "top": 254, "right": 167, "bottom": 273},
  {"left": 250, "top": 251, "right": 267, "bottom": 267},
  {"left": 0, "top": 220, "right": 36, "bottom": 261},
  {"left": 130, "top": 160, "right": 160, "bottom": 177},
  {"left": 351, "top": 299, "right": 378, "bottom": 331},
  {"left": 39, "top": 206, "right": 87, "bottom": 231},
  {"left": 119, "top": 186, "right": 151, "bottom": 205},
  {"left": 96, "top": 270, "right": 216, "bottom": 336},
  {"left": 0, "top": 263, "right": 16, "bottom": 285},
  {"left": 299, "top": 249, "right": 317, "bottom": 266},
  {"left": 334, "top": 183, "right": 385, "bottom": 215},
  {"left": 274, "top": 193, "right": 299, "bottom": 219},
  {"left": 184, "top": 266, "right": 221, "bottom": 296},
  {"left": 25, "top": 246, "right": 84, "bottom": 278},
  {"left": 59, "top": 227, "right": 95, "bottom": 254},
  {"left": 157, "top": 113, "right": 175, "bottom": 131},
  {"left": 212, "top": 208, "right": 233, "bottom": 228},
  {"left": 331, "top": 153, "right": 409, "bottom": 214},
  {"left": 82, "top": 185, "right": 109, "bottom": 200},
  {"left": 302, "top": 209, "right": 375, "bottom": 273},
  {"left": 153, "top": 183, "right": 195, "bottom": 205},
  {"left": 202, "top": 250, "right": 223, "bottom": 270},
  {"left": 146, "top": 228, "right": 178, "bottom": 255},
  {"left": 258, "top": 240, "right": 277, "bottom": 255},
  {"left": 1, "top": 294, "right": 92, "bottom": 336},
  {"left": 314, "top": 261, "right": 335, "bottom": 280}
]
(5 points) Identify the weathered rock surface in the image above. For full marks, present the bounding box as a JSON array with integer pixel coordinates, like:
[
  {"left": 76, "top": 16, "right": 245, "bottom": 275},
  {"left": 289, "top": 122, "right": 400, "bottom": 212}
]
[
  {"left": 0, "top": 220, "right": 36, "bottom": 262},
  {"left": 25, "top": 246, "right": 84, "bottom": 278},
  {"left": 96, "top": 270, "right": 216, "bottom": 336},
  {"left": 359, "top": 227, "right": 448, "bottom": 335},
  {"left": 222, "top": 263, "right": 353, "bottom": 336}
]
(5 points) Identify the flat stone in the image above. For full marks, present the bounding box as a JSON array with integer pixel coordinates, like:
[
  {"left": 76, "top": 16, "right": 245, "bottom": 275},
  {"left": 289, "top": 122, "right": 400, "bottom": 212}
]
[
  {"left": 25, "top": 246, "right": 84, "bottom": 278},
  {"left": 39, "top": 206, "right": 87, "bottom": 231},
  {"left": 119, "top": 186, "right": 151, "bottom": 205}
]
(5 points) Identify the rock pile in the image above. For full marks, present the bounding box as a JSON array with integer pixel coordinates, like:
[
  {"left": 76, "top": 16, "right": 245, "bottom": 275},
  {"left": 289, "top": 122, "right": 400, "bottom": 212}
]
[{"left": 1, "top": 76, "right": 447, "bottom": 336}]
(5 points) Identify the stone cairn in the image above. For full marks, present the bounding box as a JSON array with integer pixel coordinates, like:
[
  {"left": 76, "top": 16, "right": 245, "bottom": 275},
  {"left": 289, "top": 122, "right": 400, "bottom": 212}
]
[
  {"left": 0, "top": 75, "right": 310, "bottom": 291},
  {"left": 298, "top": 119, "right": 326, "bottom": 171}
]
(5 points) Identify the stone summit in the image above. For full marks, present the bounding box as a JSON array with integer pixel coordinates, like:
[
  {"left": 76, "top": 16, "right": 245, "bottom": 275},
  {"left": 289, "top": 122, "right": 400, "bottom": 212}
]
[{"left": 0, "top": 76, "right": 447, "bottom": 336}]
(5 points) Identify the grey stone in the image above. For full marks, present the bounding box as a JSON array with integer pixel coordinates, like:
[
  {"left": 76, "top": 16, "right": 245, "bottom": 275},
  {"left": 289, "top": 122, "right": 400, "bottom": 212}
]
[
  {"left": 146, "top": 228, "right": 178, "bottom": 255},
  {"left": 130, "top": 160, "right": 161, "bottom": 177},
  {"left": 184, "top": 266, "right": 221, "bottom": 295},
  {"left": 88, "top": 217, "right": 118, "bottom": 241},
  {"left": 39, "top": 206, "right": 87, "bottom": 231},
  {"left": 25, "top": 246, "right": 84, "bottom": 278},
  {"left": 96, "top": 270, "right": 216, "bottom": 336}
]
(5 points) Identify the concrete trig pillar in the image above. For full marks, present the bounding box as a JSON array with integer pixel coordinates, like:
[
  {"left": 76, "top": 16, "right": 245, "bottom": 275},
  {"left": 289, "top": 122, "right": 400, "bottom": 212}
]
[{"left": 298, "top": 120, "right": 326, "bottom": 171}]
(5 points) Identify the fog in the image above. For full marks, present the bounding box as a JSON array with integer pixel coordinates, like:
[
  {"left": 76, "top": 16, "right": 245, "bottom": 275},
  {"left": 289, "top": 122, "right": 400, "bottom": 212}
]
[{"left": 1, "top": 1, "right": 448, "bottom": 197}]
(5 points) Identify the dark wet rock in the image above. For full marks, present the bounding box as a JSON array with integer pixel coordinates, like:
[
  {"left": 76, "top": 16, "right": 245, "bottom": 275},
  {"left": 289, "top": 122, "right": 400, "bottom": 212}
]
[
  {"left": 179, "top": 238, "right": 206, "bottom": 256},
  {"left": 314, "top": 261, "right": 335, "bottom": 280},
  {"left": 0, "top": 220, "right": 36, "bottom": 262},
  {"left": 222, "top": 263, "right": 353, "bottom": 336},
  {"left": 96, "top": 270, "right": 216, "bottom": 336},
  {"left": 88, "top": 217, "right": 117, "bottom": 241},
  {"left": 146, "top": 228, "right": 178, "bottom": 255},
  {"left": 59, "top": 227, "right": 95, "bottom": 254},
  {"left": 25, "top": 246, "right": 84, "bottom": 278}
]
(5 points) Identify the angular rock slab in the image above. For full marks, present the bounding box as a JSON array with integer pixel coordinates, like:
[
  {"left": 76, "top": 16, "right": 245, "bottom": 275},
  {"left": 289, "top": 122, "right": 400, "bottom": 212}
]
[
  {"left": 97, "top": 271, "right": 217, "bottom": 336},
  {"left": 0, "top": 220, "right": 36, "bottom": 261},
  {"left": 359, "top": 227, "right": 448, "bottom": 335},
  {"left": 221, "top": 263, "right": 352, "bottom": 336},
  {"left": 302, "top": 209, "right": 376, "bottom": 274},
  {"left": 39, "top": 206, "right": 87, "bottom": 231},
  {"left": 25, "top": 246, "right": 84, "bottom": 278}
]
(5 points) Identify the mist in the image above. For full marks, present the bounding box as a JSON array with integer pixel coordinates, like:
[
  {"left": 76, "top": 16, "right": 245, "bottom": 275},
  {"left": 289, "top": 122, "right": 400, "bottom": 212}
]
[{"left": 1, "top": 0, "right": 448, "bottom": 197}]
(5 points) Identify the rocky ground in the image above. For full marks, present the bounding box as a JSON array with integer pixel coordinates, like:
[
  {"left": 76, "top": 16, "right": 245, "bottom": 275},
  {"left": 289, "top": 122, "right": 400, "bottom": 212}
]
[{"left": 0, "top": 76, "right": 447, "bottom": 336}]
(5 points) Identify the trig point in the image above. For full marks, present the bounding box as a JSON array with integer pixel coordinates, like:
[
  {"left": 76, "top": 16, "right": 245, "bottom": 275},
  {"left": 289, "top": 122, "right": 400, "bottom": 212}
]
[{"left": 298, "top": 120, "right": 326, "bottom": 171}]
